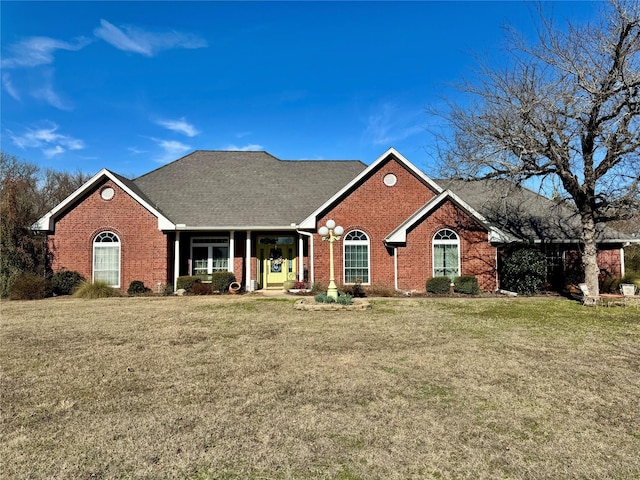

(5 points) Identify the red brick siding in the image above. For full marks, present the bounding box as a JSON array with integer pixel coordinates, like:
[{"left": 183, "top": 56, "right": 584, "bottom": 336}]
[
  {"left": 597, "top": 247, "right": 623, "bottom": 278},
  {"left": 312, "top": 156, "right": 498, "bottom": 292},
  {"left": 48, "top": 179, "right": 169, "bottom": 292}
]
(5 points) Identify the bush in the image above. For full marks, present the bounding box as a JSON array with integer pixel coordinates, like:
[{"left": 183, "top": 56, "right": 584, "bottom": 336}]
[
  {"left": 336, "top": 293, "right": 353, "bottom": 305},
  {"left": 176, "top": 276, "right": 201, "bottom": 292},
  {"left": 364, "top": 283, "right": 400, "bottom": 297},
  {"left": 500, "top": 246, "right": 547, "bottom": 295},
  {"left": 72, "top": 281, "right": 119, "bottom": 299},
  {"left": 127, "top": 280, "right": 151, "bottom": 295},
  {"left": 427, "top": 276, "right": 452, "bottom": 294},
  {"left": 454, "top": 275, "right": 480, "bottom": 295},
  {"left": 340, "top": 279, "right": 365, "bottom": 297},
  {"left": 51, "top": 269, "right": 84, "bottom": 296},
  {"left": 310, "top": 282, "right": 326, "bottom": 294},
  {"left": 314, "top": 292, "right": 335, "bottom": 303},
  {"left": 191, "top": 282, "right": 213, "bottom": 295},
  {"left": 9, "top": 273, "right": 51, "bottom": 300},
  {"left": 210, "top": 272, "right": 236, "bottom": 293}
]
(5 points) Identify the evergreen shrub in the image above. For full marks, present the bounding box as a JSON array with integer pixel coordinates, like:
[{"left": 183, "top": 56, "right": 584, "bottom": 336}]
[
  {"left": 427, "top": 276, "right": 452, "bottom": 294},
  {"left": 210, "top": 272, "right": 236, "bottom": 292},
  {"left": 127, "top": 280, "right": 151, "bottom": 295},
  {"left": 176, "top": 276, "right": 201, "bottom": 292},
  {"left": 51, "top": 269, "right": 84, "bottom": 295},
  {"left": 500, "top": 246, "right": 547, "bottom": 295},
  {"left": 454, "top": 275, "right": 480, "bottom": 295}
]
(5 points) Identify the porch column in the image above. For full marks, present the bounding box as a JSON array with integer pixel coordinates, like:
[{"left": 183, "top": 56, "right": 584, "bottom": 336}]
[
  {"left": 245, "top": 230, "right": 252, "bottom": 291},
  {"left": 173, "top": 231, "right": 181, "bottom": 291},
  {"left": 229, "top": 230, "right": 235, "bottom": 273},
  {"left": 298, "top": 234, "right": 304, "bottom": 282}
]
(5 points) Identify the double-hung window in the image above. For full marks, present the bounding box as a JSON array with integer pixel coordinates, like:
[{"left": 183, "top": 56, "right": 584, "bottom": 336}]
[
  {"left": 343, "top": 230, "right": 370, "bottom": 284},
  {"left": 433, "top": 229, "right": 460, "bottom": 279},
  {"left": 93, "top": 231, "right": 121, "bottom": 287}
]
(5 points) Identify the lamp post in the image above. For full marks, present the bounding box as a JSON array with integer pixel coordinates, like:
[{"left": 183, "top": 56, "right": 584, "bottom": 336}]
[{"left": 318, "top": 219, "right": 344, "bottom": 300}]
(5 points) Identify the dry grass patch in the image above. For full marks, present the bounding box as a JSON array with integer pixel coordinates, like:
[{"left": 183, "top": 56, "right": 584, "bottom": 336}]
[{"left": 1, "top": 296, "right": 639, "bottom": 479}]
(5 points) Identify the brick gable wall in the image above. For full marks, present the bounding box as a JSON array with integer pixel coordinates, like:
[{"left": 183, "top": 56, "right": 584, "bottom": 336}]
[
  {"left": 47, "top": 179, "right": 170, "bottom": 292},
  {"left": 312, "top": 155, "right": 498, "bottom": 292},
  {"left": 400, "top": 200, "right": 497, "bottom": 292}
]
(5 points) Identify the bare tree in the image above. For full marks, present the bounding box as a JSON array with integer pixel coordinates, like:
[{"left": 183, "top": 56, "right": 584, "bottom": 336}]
[{"left": 437, "top": 0, "right": 640, "bottom": 297}]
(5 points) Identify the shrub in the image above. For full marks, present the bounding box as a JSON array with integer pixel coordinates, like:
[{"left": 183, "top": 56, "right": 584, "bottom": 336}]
[
  {"left": 9, "top": 273, "right": 51, "bottom": 300},
  {"left": 72, "top": 281, "right": 119, "bottom": 299},
  {"left": 210, "top": 272, "right": 236, "bottom": 292},
  {"left": 341, "top": 279, "right": 365, "bottom": 297},
  {"left": 176, "top": 276, "right": 201, "bottom": 292},
  {"left": 191, "top": 282, "right": 213, "bottom": 295},
  {"left": 364, "top": 283, "right": 400, "bottom": 297},
  {"left": 454, "top": 275, "right": 480, "bottom": 295},
  {"left": 427, "top": 276, "right": 452, "bottom": 294},
  {"left": 336, "top": 293, "right": 353, "bottom": 305},
  {"left": 294, "top": 280, "right": 307, "bottom": 290},
  {"left": 310, "top": 282, "right": 326, "bottom": 294},
  {"left": 314, "top": 292, "right": 335, "bottom": 304},
  {"left": 500, "top": 246, "right": 547, "bottom": 295},
  {"left": 51, "top": 269, "right": 84, "bottom": 296},
  {"left": 127, "top": 280, "right": 151, "bottom": 295}
]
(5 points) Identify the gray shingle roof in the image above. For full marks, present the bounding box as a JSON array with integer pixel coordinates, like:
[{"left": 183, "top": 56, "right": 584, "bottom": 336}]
[
  {"left": 132, "top": 151, "right": 366, "bottom": 228},
  {"left": 437, "top": 178, "right": 634, "bottom": 243}
]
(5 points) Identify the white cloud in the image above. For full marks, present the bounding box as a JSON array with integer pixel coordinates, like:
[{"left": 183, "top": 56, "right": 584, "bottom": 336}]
[
  {"left": 152, "top": 138, "right": 192, "bottom": 163},
  {"left": 31, "top": 69, "right": 72, "bottom": 110},
  {"left": 9, "top": 122, "right": 85, "bottom": 157},
  {"left": 1, "top": 36, "right": 91, "bottom": 69},
  {"left": 223, "top": 143, "right": 264, "bottom": 151},
  {"left": 156, "top": 117, "right": 200, "bottom": 137},
  {"left": 2, "top": 73, "right": 20, "bottom": 100},
  {"left": 365, "top": 102, "right": 425, "bottom": 146},
  {"left": 94, "top": 19, "right": 207, "bottom": 57}
]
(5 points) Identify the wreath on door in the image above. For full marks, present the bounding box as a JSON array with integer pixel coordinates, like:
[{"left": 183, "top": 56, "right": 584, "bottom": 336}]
[{"left": 269, "top": 248, "right": 284, "bottom": 272}]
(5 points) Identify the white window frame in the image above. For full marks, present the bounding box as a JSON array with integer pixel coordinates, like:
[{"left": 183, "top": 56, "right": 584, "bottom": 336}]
[
  {"left": 432, "top": 228, "right": 460, "bottom": 279},
  {"left": 343, "top": 230, "right": 371, "bottom": 285},
  {"left": 190, "top": 237, "right": 230, "bottom": 280},
  {"left": 93, "top": 231, "right": 121, "bottom": 288}
]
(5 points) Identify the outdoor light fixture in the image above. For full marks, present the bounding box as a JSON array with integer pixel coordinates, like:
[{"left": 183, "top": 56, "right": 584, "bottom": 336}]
[{"left": 319, "top": 219, "right": 344, "bottom": 300}]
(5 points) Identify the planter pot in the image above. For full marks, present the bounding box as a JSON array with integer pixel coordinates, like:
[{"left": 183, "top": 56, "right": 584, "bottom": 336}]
[
  {"left": 620, "top": 284, "right": 636, "bottom": 296},
  {"left": 228, "top": 282, "right": 241, "bottom": 294}
]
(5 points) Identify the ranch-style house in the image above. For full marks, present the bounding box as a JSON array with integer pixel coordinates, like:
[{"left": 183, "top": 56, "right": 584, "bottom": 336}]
[{"left": 34, "top": 148, "right": 636, "bottom": 293}]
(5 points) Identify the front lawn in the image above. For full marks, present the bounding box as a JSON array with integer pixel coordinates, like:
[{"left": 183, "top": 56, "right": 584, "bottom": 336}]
[{"left": 1, "top": 296, "right": 639, "bottom": 479}]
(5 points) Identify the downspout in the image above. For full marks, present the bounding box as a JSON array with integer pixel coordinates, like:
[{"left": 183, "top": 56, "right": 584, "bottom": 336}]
[
  {"left": 394, "top": 246, "right": 398, "bottom": 291},
  {"left": 621, "top": 246, "right": 626, "bottom": 278},
  {"left": 173, "top": 231, "right": 181, "bottom": 291},
  {"left": 297, "top": 230, "right": 314, "bottom": 286}
]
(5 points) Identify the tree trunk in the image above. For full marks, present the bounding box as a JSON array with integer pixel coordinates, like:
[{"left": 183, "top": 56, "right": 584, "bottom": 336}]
[{"left": 581, "top": 213, "right": 600, "bottom": 301}]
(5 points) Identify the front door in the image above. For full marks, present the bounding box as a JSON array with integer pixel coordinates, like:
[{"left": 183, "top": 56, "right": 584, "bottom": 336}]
[{"left": 257, "top": 236, "right": 296, "bottom": 288}]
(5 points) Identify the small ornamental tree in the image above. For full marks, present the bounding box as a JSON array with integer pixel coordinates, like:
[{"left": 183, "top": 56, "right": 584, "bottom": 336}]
[{"left": 500, "top": 246, "right": 547, "bottom": 295}]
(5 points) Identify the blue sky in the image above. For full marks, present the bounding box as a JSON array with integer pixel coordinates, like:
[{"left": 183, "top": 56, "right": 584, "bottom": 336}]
[{"left": 1, "top": 1, "right": 598, "bottom": 179}]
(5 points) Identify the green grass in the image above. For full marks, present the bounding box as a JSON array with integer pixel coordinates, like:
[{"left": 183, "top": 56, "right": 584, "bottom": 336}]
[{"left": 1, "top": 296, "right": 639, "bottom": 479}]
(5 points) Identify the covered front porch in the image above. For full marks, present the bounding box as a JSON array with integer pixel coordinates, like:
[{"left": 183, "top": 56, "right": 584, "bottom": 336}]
[{"left": 170, "top": 229, "right": 312, "bottom": 291}]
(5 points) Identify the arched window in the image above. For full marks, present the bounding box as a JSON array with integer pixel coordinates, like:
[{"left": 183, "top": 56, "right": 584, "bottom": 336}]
[
  {"left": 343, "top": 230, "right": 370, "bottom": 284},
  {"left": 433, "top": 229, "right": 460, "bottom": 279},
  {"left": 93, "top": 231, "right": 120, "bottom": 287}
]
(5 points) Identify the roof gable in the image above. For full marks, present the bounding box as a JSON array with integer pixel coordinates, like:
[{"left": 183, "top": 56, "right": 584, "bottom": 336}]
[
  {"left": 33, "top": 169, "right": 174, "bottom": 232},
  {"left": 384, "top": 189, "right": 511, "bottom": 245},
  {"left": 299, "top": 148, "right": 443, "bottom": 229}
]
